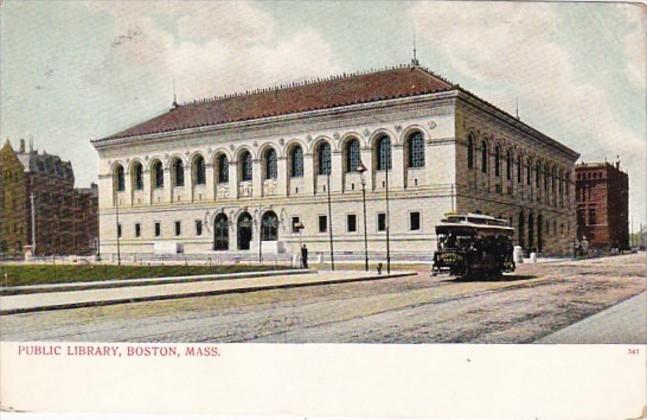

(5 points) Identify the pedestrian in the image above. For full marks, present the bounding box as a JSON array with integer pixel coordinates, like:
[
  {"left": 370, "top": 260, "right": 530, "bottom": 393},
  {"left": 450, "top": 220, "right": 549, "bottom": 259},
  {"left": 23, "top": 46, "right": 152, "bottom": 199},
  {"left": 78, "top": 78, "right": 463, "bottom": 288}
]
[{"left": 301, "top": 244, "right": 308, "bottom": 268}]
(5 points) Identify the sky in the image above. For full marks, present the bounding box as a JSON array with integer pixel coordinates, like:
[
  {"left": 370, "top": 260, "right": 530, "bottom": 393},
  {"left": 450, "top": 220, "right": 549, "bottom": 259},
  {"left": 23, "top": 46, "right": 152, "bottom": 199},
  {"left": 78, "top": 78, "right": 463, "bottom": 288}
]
[{"left": 0, "top": 1, "right": 645, "bottom": 226}]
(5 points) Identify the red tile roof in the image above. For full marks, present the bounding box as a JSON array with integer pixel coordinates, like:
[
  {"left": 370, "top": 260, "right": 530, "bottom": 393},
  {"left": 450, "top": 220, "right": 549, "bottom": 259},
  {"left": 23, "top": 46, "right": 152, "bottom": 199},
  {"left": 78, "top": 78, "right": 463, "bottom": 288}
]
[{"left": 101, "top": 65, "right": 456, "bottom": 141}]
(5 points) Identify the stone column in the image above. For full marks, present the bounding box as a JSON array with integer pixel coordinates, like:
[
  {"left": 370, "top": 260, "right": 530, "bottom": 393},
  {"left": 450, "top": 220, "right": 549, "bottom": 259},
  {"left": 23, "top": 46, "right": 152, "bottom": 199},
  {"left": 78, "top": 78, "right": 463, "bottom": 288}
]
[
  {"left": 331, "top": 151, "right": 343, "bottom": 192},
  {"left": 123, "top": 172, "right": 132, "bottom": 206},
  {"left": 143, "top": 169, "right": 151, "bottom": 205},
  {"left": 277, "top": 156, "right": 288, "bottom": 196},
  {"left": 228, "top": 160, "right": 238, "bottom": 199},
  {"left": 303, "top": 153, "right": 314, "bottom": 195},
  {"left": 205, "top": 163, "right": 215, "bottom": 201},
  {"left": 164, "top": 168, "right": 172, "bottom": 203},
  {"left": 252, "top": 159, "right": 263, "bottom": 197},
  {"left": 391, "top": 144, "right": 404, "bottom": 190},
  {"left": 360, "top": 148, "right": 374, "bottom": 192},
  {"left": 186, "top": 163, "right": 193, "bottom": 203}
]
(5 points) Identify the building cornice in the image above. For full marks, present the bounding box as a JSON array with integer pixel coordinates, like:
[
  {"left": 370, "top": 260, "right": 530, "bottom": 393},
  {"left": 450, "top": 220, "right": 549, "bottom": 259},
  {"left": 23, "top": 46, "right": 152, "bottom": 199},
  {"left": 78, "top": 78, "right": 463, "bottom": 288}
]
[
  {"left": 91, "top": 91, "right": 458, "bottom": 151},
  {"left": 455, "top": 90, "right": 579, "bottom": 161}
]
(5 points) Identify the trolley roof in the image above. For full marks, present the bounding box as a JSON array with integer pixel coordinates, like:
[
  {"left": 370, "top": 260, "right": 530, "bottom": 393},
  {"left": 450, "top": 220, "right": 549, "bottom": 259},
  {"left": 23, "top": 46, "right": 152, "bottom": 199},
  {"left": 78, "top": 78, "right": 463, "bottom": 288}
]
[{"left": 436, "top": 213, "right": 514, "bottom": 235}]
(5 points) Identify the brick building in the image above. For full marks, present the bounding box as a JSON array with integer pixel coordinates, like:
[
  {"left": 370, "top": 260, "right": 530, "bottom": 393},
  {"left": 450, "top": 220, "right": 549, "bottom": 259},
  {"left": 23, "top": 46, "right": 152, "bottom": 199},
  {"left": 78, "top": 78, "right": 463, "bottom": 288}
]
[
  {"left": 575, "top": 160, "right": 629, "bottom": 249},
  {"left": 92, "top": 63, "right": 578, "bottom": 259},
  {"left": 0, "top": 139, "right": 98, "bottom": 258}
]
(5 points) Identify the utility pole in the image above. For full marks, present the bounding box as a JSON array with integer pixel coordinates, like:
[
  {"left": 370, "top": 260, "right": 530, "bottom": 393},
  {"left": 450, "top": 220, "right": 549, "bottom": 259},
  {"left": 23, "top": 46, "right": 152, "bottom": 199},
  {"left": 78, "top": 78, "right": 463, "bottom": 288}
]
[
  {"left": 326, "top": 173, "right": 335, "bottom": 271},
  {"left": 115, "top": 194, "right": 121, "bottom": 266},
  {"left": 385, "top": 152, "right": 391, "bottom": 274},
  {"left": 30, "top": 192, "right": 36, "bottom": 255}
]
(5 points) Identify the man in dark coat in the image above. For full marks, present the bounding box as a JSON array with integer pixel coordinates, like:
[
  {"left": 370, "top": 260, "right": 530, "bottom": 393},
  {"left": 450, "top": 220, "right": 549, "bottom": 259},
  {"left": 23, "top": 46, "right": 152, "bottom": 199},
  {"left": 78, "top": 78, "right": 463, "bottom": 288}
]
[{"left": 300, "top": 244, "right": 308, "bottom": 268}]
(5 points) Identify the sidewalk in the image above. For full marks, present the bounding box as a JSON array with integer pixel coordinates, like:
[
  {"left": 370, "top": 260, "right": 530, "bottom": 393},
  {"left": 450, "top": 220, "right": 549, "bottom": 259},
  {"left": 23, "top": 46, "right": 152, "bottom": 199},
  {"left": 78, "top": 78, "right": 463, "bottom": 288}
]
[
  {"left": 0, "top": 270, "right": 416, "bottom": 315},
  {"left": 536, "top": 291, "right": 647, "bottom": 344}
]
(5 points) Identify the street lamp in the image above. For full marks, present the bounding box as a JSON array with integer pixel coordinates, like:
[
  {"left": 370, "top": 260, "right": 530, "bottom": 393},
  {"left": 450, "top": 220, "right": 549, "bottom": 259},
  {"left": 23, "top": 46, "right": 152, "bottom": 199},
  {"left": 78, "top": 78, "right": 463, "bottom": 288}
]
[
  {"left": 357, "top": 162, "right": 369, "bottom": 271},
  {"left": 326, "top": 171, "right": 335, "bottom": 271},
  {"left": 294, "top": 221, "right": 305, "bottom": 246},
  {"left": 114, "top": 192, "right": 121, "bottom": 266},
  {"left": 384, "top": 149, "right": 391, "bottom": 274}
]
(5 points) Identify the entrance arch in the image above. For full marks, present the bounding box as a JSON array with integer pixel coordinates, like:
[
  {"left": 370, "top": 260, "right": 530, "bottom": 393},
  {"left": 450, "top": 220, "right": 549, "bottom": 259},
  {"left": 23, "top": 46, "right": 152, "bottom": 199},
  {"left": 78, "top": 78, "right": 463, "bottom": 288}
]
[
  {"left": 237, "top": 212, "right": 253, "bottom": 250},
  {"left": 528, "top": 212, "right": 535, "bottom": 252},
  {"left": 213, "top": 213, "right": 229, "bottom": 251},
  {"left": 261, "top": 211, "right": 279, "bottom": 241}
]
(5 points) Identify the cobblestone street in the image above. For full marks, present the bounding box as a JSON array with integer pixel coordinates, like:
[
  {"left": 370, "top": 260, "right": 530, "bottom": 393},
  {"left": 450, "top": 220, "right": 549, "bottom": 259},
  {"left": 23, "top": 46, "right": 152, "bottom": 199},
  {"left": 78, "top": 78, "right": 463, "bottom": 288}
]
[{"left": 1, "top": 253, "right": 645, "bottom": 343}]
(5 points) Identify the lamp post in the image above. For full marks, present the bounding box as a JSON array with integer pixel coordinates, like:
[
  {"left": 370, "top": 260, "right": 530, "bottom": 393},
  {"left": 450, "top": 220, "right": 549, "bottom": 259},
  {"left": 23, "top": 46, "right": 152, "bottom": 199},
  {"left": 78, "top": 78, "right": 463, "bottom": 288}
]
[
  {"left": 326, "top": 172, "right": 335, "bottom": 271},
  {"left": 384, "top": 150, "right": 391, "bottom": 274},
  {"left": 357, "top": 162, "right": 369, "bottom": 271},
  {"left": 115, "top": 192, "right": 121, "bottom": 266}
]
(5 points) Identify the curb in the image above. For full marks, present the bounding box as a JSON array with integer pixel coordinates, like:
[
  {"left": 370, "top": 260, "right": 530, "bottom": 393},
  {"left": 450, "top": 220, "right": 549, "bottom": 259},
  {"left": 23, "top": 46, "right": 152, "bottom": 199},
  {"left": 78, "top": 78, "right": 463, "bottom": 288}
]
[
  {"left": 0, "top": 269, "right": 313, "bottom": 296},
  {"left": 0, "top": 271, "right": 416, "bottom": 315}
]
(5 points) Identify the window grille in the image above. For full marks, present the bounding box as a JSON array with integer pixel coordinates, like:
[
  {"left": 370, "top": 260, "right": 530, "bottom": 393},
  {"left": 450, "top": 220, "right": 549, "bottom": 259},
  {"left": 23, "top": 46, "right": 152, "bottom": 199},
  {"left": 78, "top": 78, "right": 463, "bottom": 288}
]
[
  {"left": 264, "top": 149, "right": 277, "bottom": 180},
  {"left": 377, "top": 136, "right": 392, "bottom": 171},
  {"left": 291, "top": 146, "right": 304, "bottom": 177},
  {"left": 317, "top": 142, "right": 331, "bottom": 175},
  {"left": 408, "top": 132, "right": 425, "bottom": 168},
  {"left": 346, "top": 139, "right": 361, "bottom": 172}
]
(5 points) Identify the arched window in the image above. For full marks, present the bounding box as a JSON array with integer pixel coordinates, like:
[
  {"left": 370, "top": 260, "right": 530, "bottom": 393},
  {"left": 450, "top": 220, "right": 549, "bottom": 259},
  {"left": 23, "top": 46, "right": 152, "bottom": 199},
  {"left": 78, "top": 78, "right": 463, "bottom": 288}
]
[
  {"left": 152, "top": 161, "right": 164, "bottom": 188},
  {"left": 193, "top": 155, "right": 206, "bottom": 185},
  {"left": 535, "top": 161, "right": 541, "bottom": 187},
  {"left": 376, "top": 136, "right": 392, "bottom": 171},
  {"left": 517, "top": 156, "right": 522, "bottom": 183},
  {"left": 261, "top": 211, "right": 279, "bottom": 241},
  {"left": 290, "top": 145, "right": 304, "bottom": 178},
  {"left": 481, "top": 141, "right": 488, "bottom": 173},
  {"left": 544, "top": 164, "right": 549, "bottom": 190},
  {"left": 494, "top": 145, "right": 500, "bottom": 177},
  {"left": 467, "top": 134, "right": 474, "bottom": 169},
  {"left": 263, "top": 148, "right": 277, "bottom": 180},
  {"left": 172, "top": 159, "right": 184, "bottom": 187},
  {"left": 114, "top": 165, "right": 125, "bottom": 192},
  {"left": 213, "top": 213, "right": 229, "bottom": 251},
  {"left": 527, "top": 159, "right": 532, "bottom": 185},
  {"left": 240, "top": 151, "right": 253, "bottom": 181},
  {"left": 506, "top": 150, "right": 512, "bottom": 180},
  {"left": 217, "top": 154, "right": 229, "bottom": 183},
  {"left": 133, "top": 162, "right": 144, "bottom": 190},
  {"left": 345, "top": 138, "right": 361, "bottom": 173},
  {"left": 407, "top": 132, "right": 425, "bottom": 168},
  {"left": 317, "top": 142, "right": 331, "bottom": 175}
]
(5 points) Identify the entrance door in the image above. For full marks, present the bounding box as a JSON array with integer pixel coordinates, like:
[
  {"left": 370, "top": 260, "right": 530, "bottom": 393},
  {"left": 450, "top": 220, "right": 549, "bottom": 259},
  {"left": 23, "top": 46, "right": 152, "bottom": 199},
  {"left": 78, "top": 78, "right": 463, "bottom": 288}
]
[
  {"left": 213, "top": 213, "right": 229, "bottom": 251},
  {"left": 237, "top": 212, "right": 253, "bottom": 250},
  {"left": 261, "top": 211, "right": 279, "bottom": 241}
]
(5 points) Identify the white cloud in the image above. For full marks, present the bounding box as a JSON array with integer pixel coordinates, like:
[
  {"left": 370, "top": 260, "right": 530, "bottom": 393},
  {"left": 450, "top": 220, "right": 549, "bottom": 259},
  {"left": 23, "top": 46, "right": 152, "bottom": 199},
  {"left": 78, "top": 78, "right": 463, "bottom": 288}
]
[
  {"left": 620, "top": 4, "right": 646, "bottom": 89},
  {"left": 84, "top": 1, "right": 340, "bottom": 101},
  {"left": 410, "top": 2, "right": 644, "bottom": 150},
  {"left": 409, "top": 1, "right": 646, "bottom": 222}
]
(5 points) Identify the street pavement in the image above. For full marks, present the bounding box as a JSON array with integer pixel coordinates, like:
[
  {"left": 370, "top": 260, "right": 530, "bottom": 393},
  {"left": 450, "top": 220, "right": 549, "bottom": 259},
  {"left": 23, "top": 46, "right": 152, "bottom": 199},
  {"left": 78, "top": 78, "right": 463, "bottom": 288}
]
[
  {"left": 0, "top": 270, "right": 414, "bottom": 315},
  {"left": 1, "top": 253, "right": 645, "bottom": 343},
  {"left": 536, "top": 291, "right": 646, "bottom": 344}
]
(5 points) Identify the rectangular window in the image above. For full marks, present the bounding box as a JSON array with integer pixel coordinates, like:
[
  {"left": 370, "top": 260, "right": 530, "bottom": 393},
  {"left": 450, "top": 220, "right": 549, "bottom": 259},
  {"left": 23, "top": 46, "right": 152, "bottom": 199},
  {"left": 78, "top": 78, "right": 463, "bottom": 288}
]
[
  {"left": 135, "top": 223, "right": 141, "bottom": 238},
  {"left": 410, "top": 211, "right": 421, "bottom": 231},
  {"left": 347, "top": 214, "right": 357, "bottom": 233},
  {"left": 377, "top": 213, "right": 386, "bottom": 232},
  {"left": 291, "top": 216, "right": 301, "bottom": 234},
  {"left": 117, "top": 223, "right": 122, "bottom": 238},
  {"left": 195, "top": 220, "right": 203, "bottom": 236},
  {"left": 175, "top": 221, "right": 181, "bottom": 236},
  {"left": 318, "top": 215, "right": 327, "bottom": 233},
  {"left": 577, "top": 209, "right": 585, "bottom": 227},
  {"left": 154, "top": 222, "right": 161, "bottom": 237},
  {"left": 588, "top": 208, "right": 597, "bottom": 225}
]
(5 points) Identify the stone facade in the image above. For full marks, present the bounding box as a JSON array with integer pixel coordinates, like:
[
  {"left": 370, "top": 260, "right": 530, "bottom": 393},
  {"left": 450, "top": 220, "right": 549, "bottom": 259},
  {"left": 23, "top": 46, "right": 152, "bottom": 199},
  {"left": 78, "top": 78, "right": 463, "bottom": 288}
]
[
  {"left": 575, "top": 161, "right": 629, "bottom": 249},
  {"left": 92, "top": 64, "right": 579, "bottom": 259},
  {"left": 0, "top": 139, "right": 99, "bottom": 258}
]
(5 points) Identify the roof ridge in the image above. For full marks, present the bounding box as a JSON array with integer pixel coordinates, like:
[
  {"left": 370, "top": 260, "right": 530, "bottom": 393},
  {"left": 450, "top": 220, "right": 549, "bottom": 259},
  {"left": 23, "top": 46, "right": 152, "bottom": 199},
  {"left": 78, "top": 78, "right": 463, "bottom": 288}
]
[{"left": 180, "top": 63, "right": 449, "bottom": 107}]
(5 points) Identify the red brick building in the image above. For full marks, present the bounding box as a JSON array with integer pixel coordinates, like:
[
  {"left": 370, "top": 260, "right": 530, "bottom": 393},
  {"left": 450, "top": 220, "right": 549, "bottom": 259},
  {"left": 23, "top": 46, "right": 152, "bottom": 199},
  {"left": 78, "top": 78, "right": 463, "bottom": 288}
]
[
  {"left": 0, "top": 139, "right": 98, "bottom": 258},
  {"left": 575, "top": 160, "right": 629, "bottom": 249}
]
